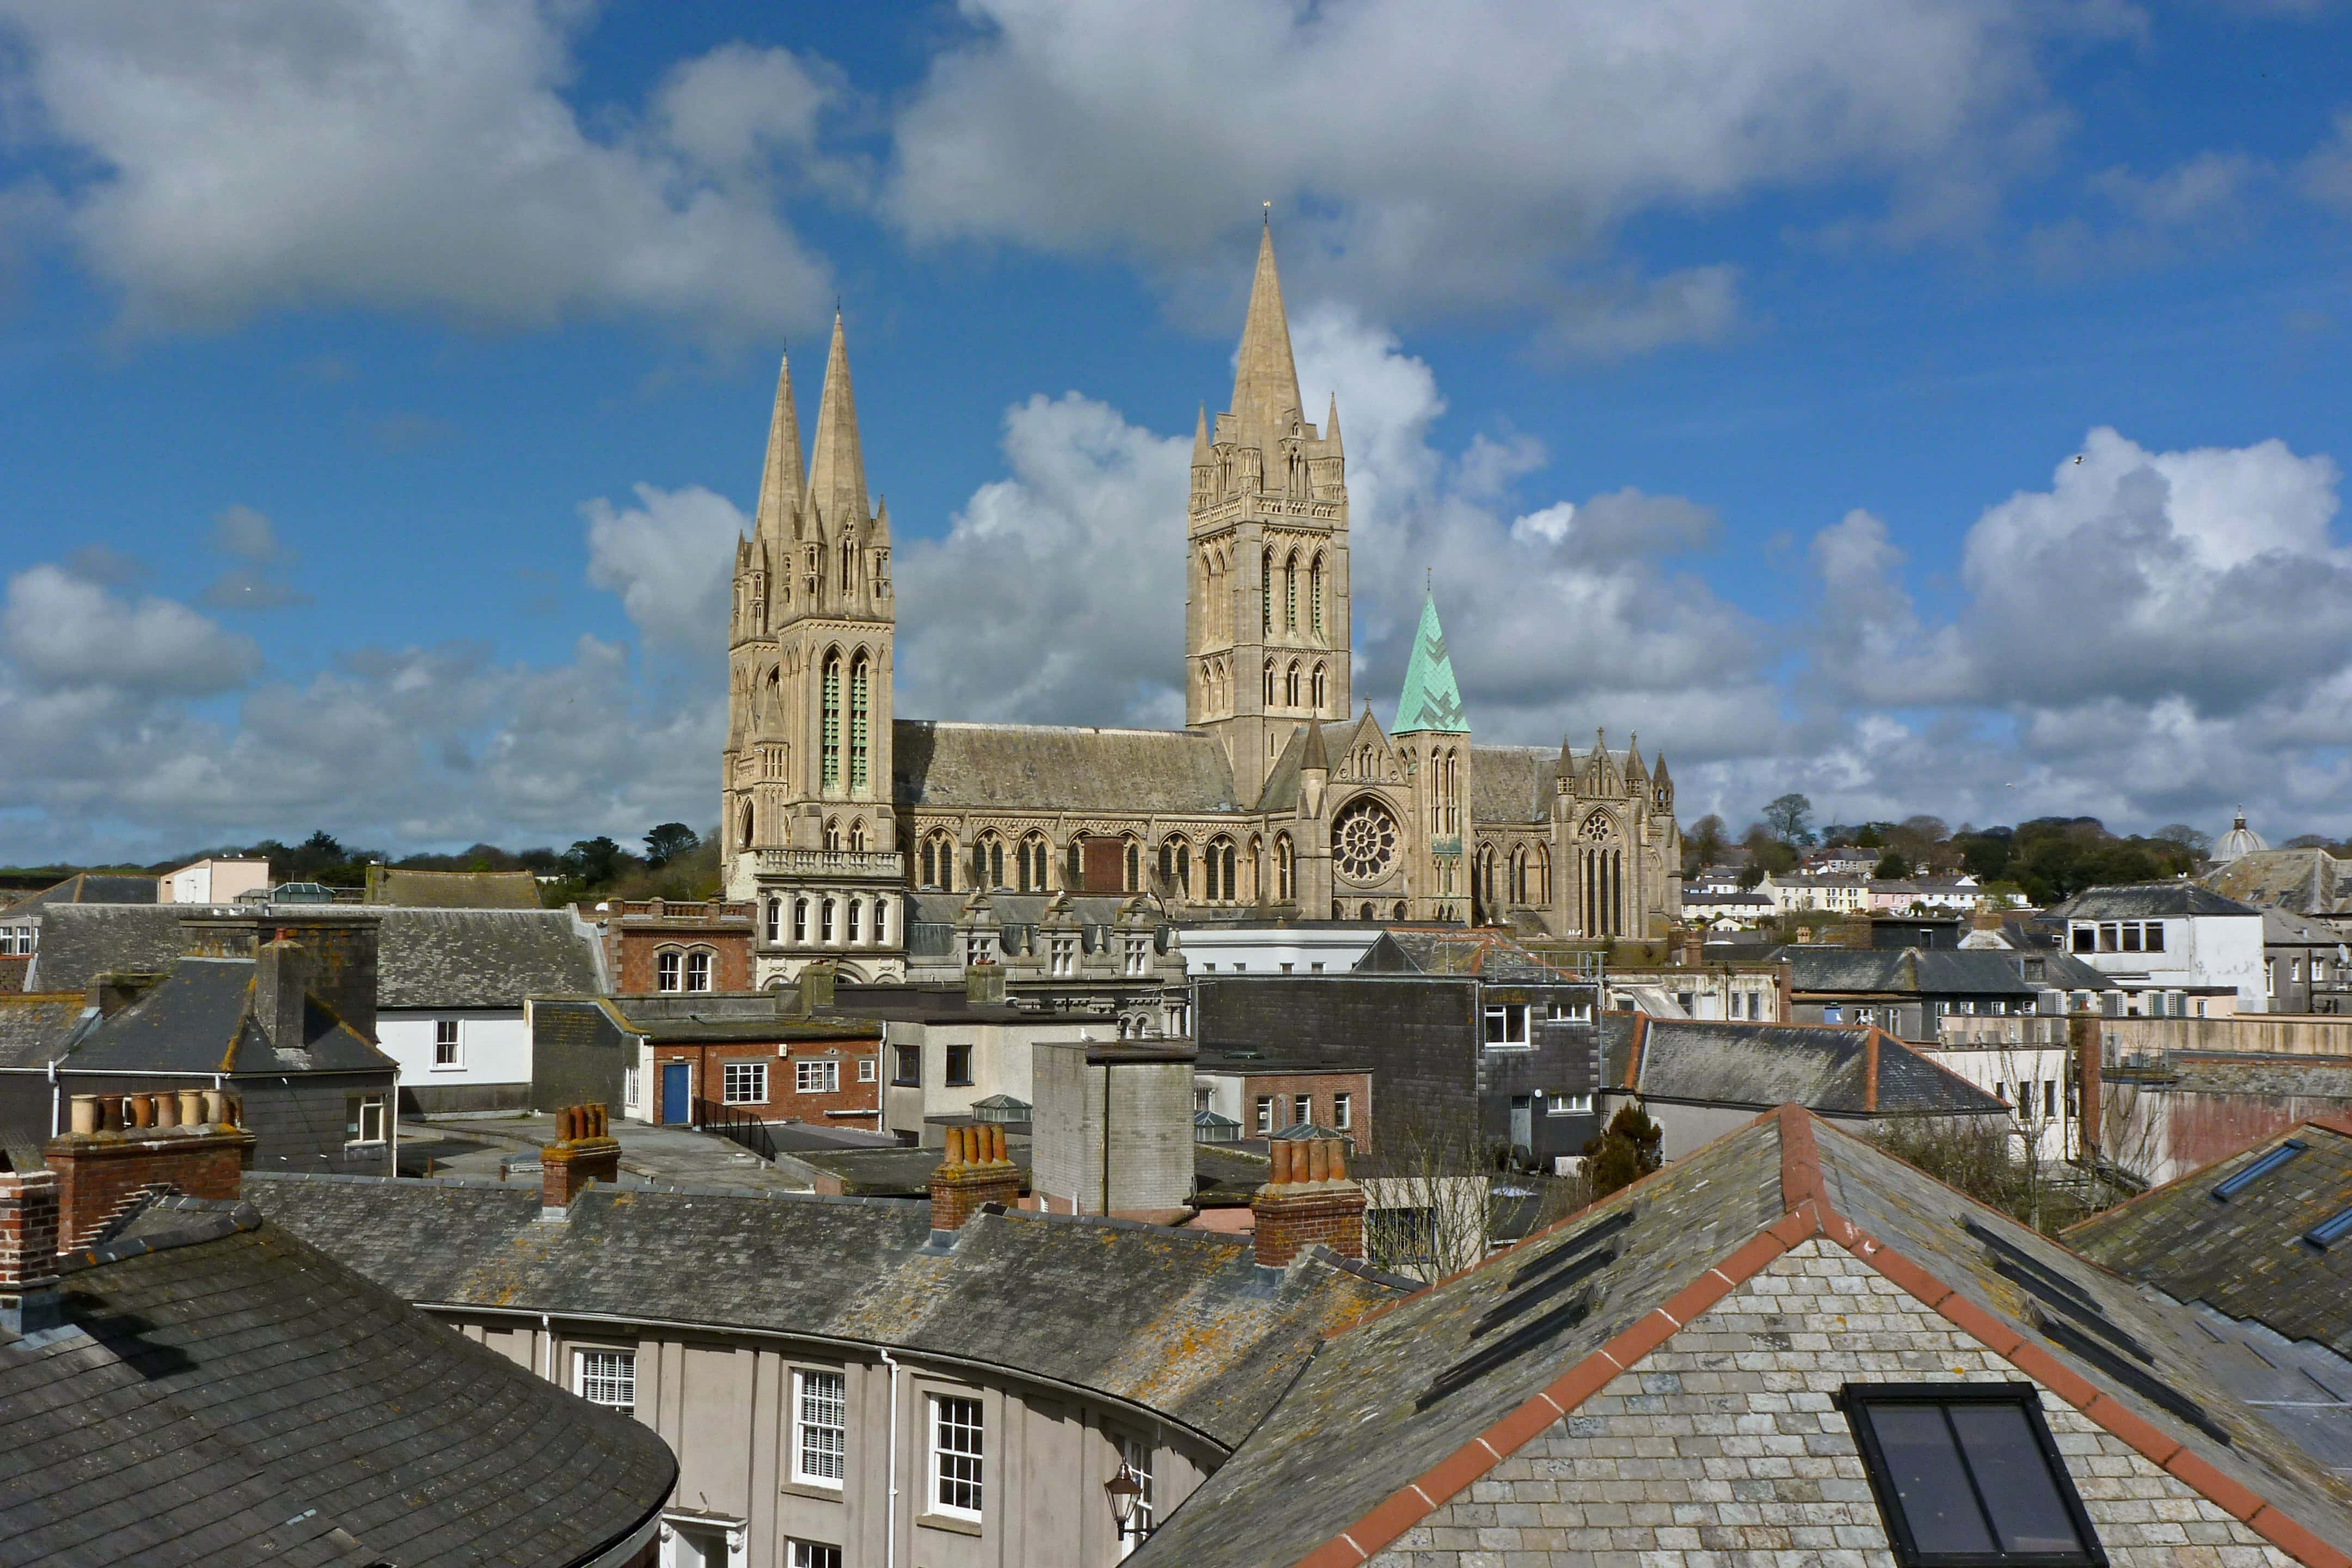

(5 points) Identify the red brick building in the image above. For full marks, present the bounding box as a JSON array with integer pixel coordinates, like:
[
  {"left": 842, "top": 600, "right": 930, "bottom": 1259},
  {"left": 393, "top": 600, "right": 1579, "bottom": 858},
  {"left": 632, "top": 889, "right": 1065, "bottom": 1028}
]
[
  {"left": 1193, "top": 1051, "right": 1374, "bottom": 1153},
  {"left": 590, "top": 899, "right": 755, "bottom": 995},
  {"left": 609, "top": 1001, "right": 882, "bottom": 1129}
]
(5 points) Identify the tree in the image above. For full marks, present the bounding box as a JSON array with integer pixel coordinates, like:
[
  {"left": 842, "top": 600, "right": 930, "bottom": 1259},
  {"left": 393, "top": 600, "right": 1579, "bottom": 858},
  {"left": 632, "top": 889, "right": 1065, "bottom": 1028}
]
[
  {"left": 565, "top": 836, "right": 625, "bottom": 887},
  {"left": 1761, "top": 792, "right": 1814, "bottom": 847},
  {"left": 1582, "top": 1101, "right": 1662, "bottom": 1200},
  {"left": 2151, "top": 823, "right": 2212, "bottom": 856},
  {"left": 1360, "top": 1104, "right": 1503, "bottom": 1284},
  {"left": 1873, "top": 850, "right": 1913, "bottom": 880},
  {"left": 1682, "top": 814, "right": 1727, "bottom": 878},
  {"left": 644, "top": 822, "right": 700, "bottom": 868}
]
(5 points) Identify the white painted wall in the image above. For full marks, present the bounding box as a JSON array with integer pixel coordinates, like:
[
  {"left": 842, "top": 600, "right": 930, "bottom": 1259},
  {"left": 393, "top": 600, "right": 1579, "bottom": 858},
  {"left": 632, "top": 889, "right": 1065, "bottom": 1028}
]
[
  {"left": 376, "top": 1008, "right": 531, "bottom": 1088},
  {"left": 2068, "top": 914, "right": 2267, "bottom": 1011},
  {"left": 160, "top": 858, "right": 271, "bottom": 904},
  {"left": 1176, "top": 925, "right": 1382, "bottom": 976}
]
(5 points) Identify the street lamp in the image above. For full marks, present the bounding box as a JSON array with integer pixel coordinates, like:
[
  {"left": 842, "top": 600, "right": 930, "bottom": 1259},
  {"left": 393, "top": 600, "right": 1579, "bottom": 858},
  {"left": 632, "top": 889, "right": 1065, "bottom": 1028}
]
[{"left": 1104, "top": 1461, "right": 1149, "bottom": 1545}]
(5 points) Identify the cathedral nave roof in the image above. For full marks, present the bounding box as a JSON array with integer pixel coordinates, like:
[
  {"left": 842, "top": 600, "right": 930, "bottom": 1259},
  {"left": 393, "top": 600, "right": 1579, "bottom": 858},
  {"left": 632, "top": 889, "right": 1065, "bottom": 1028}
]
[{"left": 893, "top": 719, "right": 1240, "bottom": 815}]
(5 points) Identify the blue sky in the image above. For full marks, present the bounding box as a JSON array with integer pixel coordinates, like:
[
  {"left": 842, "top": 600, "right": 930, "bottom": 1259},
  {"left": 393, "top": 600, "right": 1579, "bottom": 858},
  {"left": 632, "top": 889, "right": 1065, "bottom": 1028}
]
[{"left": 2, "top": 0, "right": 2349, "bottom": 863}]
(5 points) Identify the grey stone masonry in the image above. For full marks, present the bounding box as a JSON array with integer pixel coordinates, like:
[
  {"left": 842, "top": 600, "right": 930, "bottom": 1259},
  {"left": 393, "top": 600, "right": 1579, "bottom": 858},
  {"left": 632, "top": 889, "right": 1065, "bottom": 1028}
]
[{"left": 1369, "top": 1238, "right": 2299, "bottom": 1568}]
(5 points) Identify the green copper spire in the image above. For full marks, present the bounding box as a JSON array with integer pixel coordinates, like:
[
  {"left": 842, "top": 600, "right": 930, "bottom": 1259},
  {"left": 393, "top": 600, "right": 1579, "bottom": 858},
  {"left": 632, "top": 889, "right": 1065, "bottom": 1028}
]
[{"left": 1393, "top": 591, "right": 1471, "bottom": 734}]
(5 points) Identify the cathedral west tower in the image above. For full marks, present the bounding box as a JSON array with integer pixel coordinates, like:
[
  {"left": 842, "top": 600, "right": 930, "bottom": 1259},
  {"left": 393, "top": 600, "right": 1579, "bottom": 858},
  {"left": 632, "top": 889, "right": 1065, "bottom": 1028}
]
[{"left": 1186, "top": 222, "right": 1351, "bottom": 798}]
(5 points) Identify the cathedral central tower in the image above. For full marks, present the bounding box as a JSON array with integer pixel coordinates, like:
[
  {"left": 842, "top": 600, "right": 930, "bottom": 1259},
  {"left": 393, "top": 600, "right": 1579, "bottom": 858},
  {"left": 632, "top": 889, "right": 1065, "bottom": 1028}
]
[{"left": 1185, "top": 222, "right": 1350, "bottom": 795}]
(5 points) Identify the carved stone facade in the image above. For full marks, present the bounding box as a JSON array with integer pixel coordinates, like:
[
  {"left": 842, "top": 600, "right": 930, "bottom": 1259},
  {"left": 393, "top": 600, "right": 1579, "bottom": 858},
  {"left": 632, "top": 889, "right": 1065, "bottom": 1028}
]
[{"left": 722, "top": 225, "right": 1681, "bottom": 985}]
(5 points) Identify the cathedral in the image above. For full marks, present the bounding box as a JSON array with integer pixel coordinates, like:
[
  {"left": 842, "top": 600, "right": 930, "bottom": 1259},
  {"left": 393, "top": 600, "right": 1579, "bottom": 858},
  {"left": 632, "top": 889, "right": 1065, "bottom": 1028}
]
[{"left": 721, "top": 226, "right": 1683, "bottom": 983}]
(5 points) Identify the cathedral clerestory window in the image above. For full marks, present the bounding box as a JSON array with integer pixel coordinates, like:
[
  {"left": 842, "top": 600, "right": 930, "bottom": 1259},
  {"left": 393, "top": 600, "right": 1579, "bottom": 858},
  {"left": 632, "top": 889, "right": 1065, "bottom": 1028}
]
[
  {"left": 849, "top": 653, "right": 871, "bottom": 794},
  {"left": 820, "top": 652, "right": 842, "bottom": 792}
]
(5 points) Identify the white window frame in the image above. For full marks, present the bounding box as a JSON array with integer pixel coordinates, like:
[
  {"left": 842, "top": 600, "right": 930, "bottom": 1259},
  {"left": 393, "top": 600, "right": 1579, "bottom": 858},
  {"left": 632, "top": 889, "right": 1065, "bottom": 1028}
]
[
  {"left": 1123, "top": 936, "right": 1149, "bottom": 977},
  {"left": 795, "top": 1058, "right": 840, "bottom": 1094},
  {"left": 857, "top": 1056, "right": 877, "bottom": 1082},
  {"left": 657, "top": 950, "right": 682, "bottom": 991},
  {"left": 791, "top": 1368, "right": 847, "bottom": 1488},
  {"left": 1255, "top": 1095, "right": 1275, "bottom": 1135},
  {"left": 1117, "top": 1435, "right": 1155, "bottom": 1557},
  {"left": 1050, "top": 935, "right": 1077, "bottom": 977},
  {"left": 433, "top": 1017, "right": 462, "bottom": 1069},
  {"left": 686, "top": 950, "right": 713, "bottom": 993},
  {"left": 1332, "top": 1092, "right": 1352, "bottom": 1131},
  {"left": 722, "top": 1060, "right": 768, "bottom": 1105},
  {"left": 1549, "top": 1091, "right": 1594, "bottom": 1116},
  {"left": 929, "top": 1393, "right": 984, "bottom": 1521},
  {"left": 1483, "top": 1002, "right": 1530, "bottom": 1048},
  {"left": 788, "top": 1545, "right": 842, "bottom": 1568},
  {"left": 348, "top": 1094, "right": 388, "bottom": 1146},
  {"left": 574, "top": 1347, "right": 636, "bottom": 1414},
  {"left": 623, "top": 1064, "right": 641, "bottom": 1111}
]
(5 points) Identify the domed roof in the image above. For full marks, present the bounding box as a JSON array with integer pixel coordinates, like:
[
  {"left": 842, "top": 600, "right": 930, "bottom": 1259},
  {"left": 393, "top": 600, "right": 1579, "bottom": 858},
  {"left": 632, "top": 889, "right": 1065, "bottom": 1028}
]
[{"left": 2215, "top": 808, "right": 2267, "bottom": 863}]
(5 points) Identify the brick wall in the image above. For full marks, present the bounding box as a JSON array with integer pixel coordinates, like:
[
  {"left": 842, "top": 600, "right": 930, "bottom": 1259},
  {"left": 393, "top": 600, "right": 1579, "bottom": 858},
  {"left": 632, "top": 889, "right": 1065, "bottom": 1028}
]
[
  {"left": 612, "top": 917, "right": 755, "bottom": 994},
  {"left": 48, "top": 1125, "right": 258, "bottom": 1250},
  {"left": 657, "top": 1037, "right": 880, "bottom": 1123},
  {"left": 1368, "top": 1239, "right": 2298, "bottom": 1568},
  {"left": 1228, "top": 1071, "right": 1373, "bottom": 1149}
]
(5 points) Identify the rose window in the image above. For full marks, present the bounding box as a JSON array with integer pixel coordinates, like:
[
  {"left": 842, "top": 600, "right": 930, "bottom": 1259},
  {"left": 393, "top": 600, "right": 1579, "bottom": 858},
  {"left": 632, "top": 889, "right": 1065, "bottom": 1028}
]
[
  {"left": 1578, "top": 810, "right": 1615, "bottom": 843},
  {"left": 1332, "top": 798, "right": 1401, "bottom": 882}
]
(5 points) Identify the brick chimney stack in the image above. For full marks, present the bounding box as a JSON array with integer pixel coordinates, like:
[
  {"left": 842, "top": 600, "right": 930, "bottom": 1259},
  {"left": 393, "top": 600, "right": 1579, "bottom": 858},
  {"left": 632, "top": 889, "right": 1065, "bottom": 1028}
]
[
  {"left": 1252, "top": 1130, "right": 1367, "bottom": 1267},
  {"left": 541, "top": 1104, "right": 621, "bottom": 1216},
  {"left": 0, "top": 1167, "right": 62, "bottom": 1334},
  {"left": 45, "top": 1091, "right": 257, "bottom": 1251},
  {"left": 929, "top": 1123, "right": 1021, "bottom": 1230}
]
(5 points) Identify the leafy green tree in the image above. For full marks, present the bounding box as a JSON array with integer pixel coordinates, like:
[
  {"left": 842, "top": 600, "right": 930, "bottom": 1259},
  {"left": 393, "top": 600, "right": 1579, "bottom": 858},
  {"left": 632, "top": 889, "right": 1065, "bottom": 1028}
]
[
  {"left": 643, "top": 822, "right": 700, "bottom": 868},
  {"left": 1873, "top": 850, "right": 1912, "bottom": 880},
  {"left": 1682, "top": 813, "right": 1727, "bottom": 878},
  {"left": 1761, "top": 792, "right": 1814, "bottom": 846},
  {"left": 1582, "top": 1101, "right": 1663, "bottom": 1199},
  {"left": 564, "top": 836, "right": 626, "bottom": 887}
]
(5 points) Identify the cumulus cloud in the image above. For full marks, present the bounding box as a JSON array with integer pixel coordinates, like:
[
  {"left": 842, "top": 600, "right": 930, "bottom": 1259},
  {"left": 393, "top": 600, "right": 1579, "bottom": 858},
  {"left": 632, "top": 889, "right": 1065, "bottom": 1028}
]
[
  {"left": 2303, "top": 108, "right": 2352, "bottom": 214},
  {"left": 211, "top": 504, "right": 282, "bottom": 563},
  {"left": 893, "top": 303, "right": 1775, "bottom": 761},
  {"left": 0, "top": 0, "right": 842, "bottom": 336},
  {"left": 584, "top": 483, "right": 750, "bottom": 656},
  {"left": 2, "top": 565, "right": 260, "bottom": 695},
  {"left": 886, "top": 0, "right": 2081, "bottom": 345}
]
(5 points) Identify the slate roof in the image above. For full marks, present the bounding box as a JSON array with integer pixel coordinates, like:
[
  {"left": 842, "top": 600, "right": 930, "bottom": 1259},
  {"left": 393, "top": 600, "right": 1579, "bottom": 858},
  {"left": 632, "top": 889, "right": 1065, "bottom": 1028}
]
[
  {"left": 2266, "top": 907, "right": 2348, "bottom": 946},
  {"left": 24, "top": 903, "right": 605, "bottom": 1009},
  {"left": 0, "top": 873, "right": 156, "bottom": 916},
  {"left": 2207, "top": 847, "right": 2352, "bottom": 917},
  {"left": 773, "top": 1137, "right": 1271, "bottom": 1202},
  {"left": 1601, "top": 1014, "right": 2008, "bottom": 1117},
  {"left": 2067, "top": 1114, "right": 2352, "bottom": 1361},
  {"left": 1130, "top": 1108, "right": 2352, "bottom": 1567},
  {"left": 59, "top": 957, "right": 393, "bottom": 1076},
  {"left": 892, "top": 720, "right": 1240, "bottom": 814},
  {"left": 1781, "top": 944, "right": 2112, "bottom": 996},
  {"left": 242, "top": 1174, "right": 1398, "bottom": 1450},
  {"left": 0, "top": 993, "right": 88, "bottom": 1070},
  {"left": 2050, "top": 881, "right": 2264, "bottom": 920},
  {"left": 0, "top": 1194, "right": 673, "bottom": 1567},
  {"left": 1468, "top": 745, "right": 1566, "bottom": 825}
]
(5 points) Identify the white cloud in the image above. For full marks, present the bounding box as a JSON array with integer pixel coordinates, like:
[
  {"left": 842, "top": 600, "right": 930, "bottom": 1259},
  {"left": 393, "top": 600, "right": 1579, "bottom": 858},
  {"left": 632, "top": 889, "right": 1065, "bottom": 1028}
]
[
  {"left": 0, "top": 0, "right": 841, "bottom": 336},
  {"left": 886, "top": 0, "right": 2085, "bottom": 346},
  {"left": 1, "top": 565, "right": 260, "bottom": 695},
  {"left": 2302, "top": 108, "right": 2352, "bottom": 215},
  {"left": 211, "top": 503, "right": 281, "bottom": 563},
  {"left": 583, "top": 482, "right": 748, "bottom": 656}
]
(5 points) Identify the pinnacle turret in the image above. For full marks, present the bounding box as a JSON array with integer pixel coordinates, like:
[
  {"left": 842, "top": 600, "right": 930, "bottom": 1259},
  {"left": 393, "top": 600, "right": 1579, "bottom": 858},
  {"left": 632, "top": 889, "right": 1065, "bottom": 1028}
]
[
  {"left": 1192, "top": 404, "right": 1211, "bottom": 467},
  {"left": 805, "top": 312, "right": 869, "bottom": 536},
  {"left": 1325, "top": 391, "right": 1342, "bottom": 455},
  {"left": 754, "top": 350, "right": 804, "bottom": 549}
]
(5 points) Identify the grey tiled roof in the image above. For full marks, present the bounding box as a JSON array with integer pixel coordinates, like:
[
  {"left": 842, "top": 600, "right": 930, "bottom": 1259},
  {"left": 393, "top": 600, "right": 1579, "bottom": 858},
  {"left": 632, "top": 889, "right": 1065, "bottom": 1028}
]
[
  {"left": 1602, "top": 1015, "right": 2007, "bottom": 1116},
  {"left": 2049, "top": 881, "right": 2263, "bottom": 919},
  {"left": 1132, "top": 1111, "right": 2352, "bottom": 1567},
  {"left": 0, "top": 992, "right": 88, "bottom": 1069},
  {"left": 2066, "top": 1115, "right": 2352, "bottom": 1359},
  {"left": 0, "top": 1196, "right": 673, "bottom": 1566},
  {"left": 1781, "top": 944, "right": 2111, "bottom": 995},
  {"left": 0, "top": 873, "right": 157, "bottom": 916},
  {"left": 1360, "top": 928, "right": 1582, "bottom": 981},
  {"left": 2206, "top": 848, "right": 2352, "bottom": 917},
  {"left": 242, "top": 1174, "right": 1398, "bottom": 1449},
  {"left": 61, "top": 957, "right": 393, "bottom": 1075},
  {"left": 26, "top": 903, "right": 604, "bottom": 1009},
  {"left": 893, "top": 719, "right": 1240, "bottom": 814},
  {"left": 1468, "top": 745, "right": 1566, "bottom": 826}
]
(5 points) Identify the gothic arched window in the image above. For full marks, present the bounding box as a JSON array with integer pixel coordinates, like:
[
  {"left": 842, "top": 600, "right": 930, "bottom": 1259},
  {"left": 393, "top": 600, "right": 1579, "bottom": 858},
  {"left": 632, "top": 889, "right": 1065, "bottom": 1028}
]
[
  {"left": 738, "top": 799, "right": 755, "bottom": 850},
  {"left": 1311, "top": 662, "right": 1326, "bottom": 709},
  {"left": 921, "top": 830, "right": 955, "bottom": 890},
  {"left": 764, "top": 898, "right": 780, "bottom": 944},
  {"left": 1275, "top": 834, "right": 1296, "bottom": 902},
  {"left": 1018, "top": 832, "right": 1051, "bottom": 892},
  {"left": 847, "top": 900, "right": 861, "bottom": 944},
  {"left": 820, "top": 898, "right": 836, "bottom": 944},
  {"left": 848, "top": 818, "right": 867, "bottom": 852},
  {"left": 848, "top": 652, "right": 871, "bottom": 794},
  {"left": 1284, "top": 661, "right": 1301, "bottom": 708},
  {"left": 824, "top": 816, "right": 841, "bottom": 852},
  {"left": 1159, "top": 837, "right": 1191, "bottom": 897},
  {"left": 820, "top": 650, "right": 842, "bottom": 792},
  {"left": 1310, "top": 555, "right": 1324, "bottom": 634},
  {"left": 1204, "top": 837, "right": 1236, "bottom": 902},
  {"left": 1123, "top": 836, "right": 1142, "bottom": 893},
  {"left": 1284, "top": 552, "right": 1298, "bottom": 630},
  {"left": 793, "top": 898, "right": 810, "bottom": 944},
  {"left": 1263, "top": 659, "right": 1277, "bottom": 706}
]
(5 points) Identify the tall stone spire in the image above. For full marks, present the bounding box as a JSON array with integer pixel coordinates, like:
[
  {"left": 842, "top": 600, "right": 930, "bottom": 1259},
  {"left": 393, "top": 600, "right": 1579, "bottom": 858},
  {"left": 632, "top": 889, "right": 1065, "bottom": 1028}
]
[
  {"left": 1325, "top": 391, "right": 1342, "bottom": 455},
  {"left": 804, "top": 312, "right": 868, "bottom": 533},
  {"left": 1230, "top": 222, "right": 1304, "bottom": 448},
  {"left": 754, "top": 350, "right": 804, "bottom": 546},
  {"left": 1393, "top": 592, "right": 1471, "bottom": 734}
]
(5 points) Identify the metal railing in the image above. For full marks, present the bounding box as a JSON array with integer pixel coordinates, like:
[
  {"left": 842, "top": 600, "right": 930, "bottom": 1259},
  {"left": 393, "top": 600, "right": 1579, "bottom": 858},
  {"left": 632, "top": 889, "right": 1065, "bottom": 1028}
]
[{"left": 692, "top": 1098, "right": 777, "bottom": 1162}]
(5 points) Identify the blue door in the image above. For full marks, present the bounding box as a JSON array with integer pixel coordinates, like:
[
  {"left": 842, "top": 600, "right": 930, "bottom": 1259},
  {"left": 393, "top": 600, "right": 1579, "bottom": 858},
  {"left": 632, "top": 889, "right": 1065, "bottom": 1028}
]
[{"left": 661, "top": 1062, "right": 691, "bottom": 1125}]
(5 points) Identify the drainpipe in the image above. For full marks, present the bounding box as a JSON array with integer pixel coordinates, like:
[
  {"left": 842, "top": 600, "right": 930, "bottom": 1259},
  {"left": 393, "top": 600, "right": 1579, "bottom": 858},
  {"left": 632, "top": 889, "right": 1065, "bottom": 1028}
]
[
  {"left": 880, "top": 1347, "right": 901, "bottom": 1568},
  {"left": 541, "top": 1312, "right": 554, "bottom": 1383},
  {"left": 1101, "top": 1057, "right": 1113, "bottom": 1216},
  {"left": 48, "top": 1057, "right": 59, "bottom": 1137}
]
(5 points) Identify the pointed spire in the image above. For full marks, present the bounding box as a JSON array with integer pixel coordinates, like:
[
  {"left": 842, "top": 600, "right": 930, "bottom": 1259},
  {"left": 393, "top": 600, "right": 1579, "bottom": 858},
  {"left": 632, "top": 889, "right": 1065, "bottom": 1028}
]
[
  {"left": 754, "top": 349, "right": 804, "bottom": 546},
  {"left": 872, "top": 494, "right": 891, "bottom": 544},
  {"left": 1300, "top": 719, "right": 1328, "bottom": 774},
  {"left": 1652, "top": 752, "right": 1671, "bottom": 790},
  {"left": 1192, "top": 404, "right": 1211, "bottom": 467},
  {"left": 1393, "top": 592, "right": 1471, "bottom": 734},
  {"left": 805, "top": 311, "right": 869, "bottom": 536},
  {"left": 1230, "top": 222, "right": 1304, "bottom": 446},
  {"left": 1626, "top": 734, "right": 1647, "bottom": 785},
  {"left": 1325, "top": 391, "right": 1342, "bottom": 454}
]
